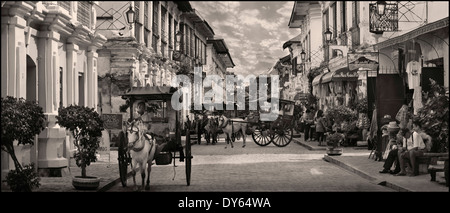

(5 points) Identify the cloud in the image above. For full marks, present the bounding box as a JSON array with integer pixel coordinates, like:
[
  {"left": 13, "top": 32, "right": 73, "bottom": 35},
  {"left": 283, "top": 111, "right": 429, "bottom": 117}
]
[{"left": 189, "top": 1, "right": 298, "bottom": 77}]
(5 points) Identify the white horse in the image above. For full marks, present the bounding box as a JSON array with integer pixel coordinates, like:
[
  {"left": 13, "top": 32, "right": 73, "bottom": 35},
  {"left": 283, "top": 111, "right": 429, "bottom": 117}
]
[
  {"left": 218, "top": 115, "right": 247, "bottom": 148},
  {"left": 126, "top": 119, "right": 156, "bottom": 191}
]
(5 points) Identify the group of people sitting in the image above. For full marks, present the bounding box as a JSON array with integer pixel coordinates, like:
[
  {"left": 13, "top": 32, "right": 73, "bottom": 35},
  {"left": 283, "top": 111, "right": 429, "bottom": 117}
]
[{"left": 379, "top": 118, "right": 431, "bottom": 176}]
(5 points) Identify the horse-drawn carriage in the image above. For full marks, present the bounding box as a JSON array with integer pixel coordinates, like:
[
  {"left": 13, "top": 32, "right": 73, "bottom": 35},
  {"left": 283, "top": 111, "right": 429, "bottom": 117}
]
[
  {"left": 117, "top": 86, "right": 192, "bottom": 190},
  {"left": 214, "top": 98, "right": 296, "bottom": 147}
]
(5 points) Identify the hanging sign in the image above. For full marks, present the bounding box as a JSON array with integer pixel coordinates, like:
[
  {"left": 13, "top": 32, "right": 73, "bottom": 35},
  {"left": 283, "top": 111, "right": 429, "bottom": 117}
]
[{"left": 348, "top": 52, "right": 379, "bottom": 71}]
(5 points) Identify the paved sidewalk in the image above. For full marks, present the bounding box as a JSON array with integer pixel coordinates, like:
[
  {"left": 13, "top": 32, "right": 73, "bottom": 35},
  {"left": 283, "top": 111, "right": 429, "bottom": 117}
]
[
  {"left": 293, "top": 137, "right": 449, "bottom": 192},
  {"left": 2, "top": 137, "right": 448, "bottom": 192}
]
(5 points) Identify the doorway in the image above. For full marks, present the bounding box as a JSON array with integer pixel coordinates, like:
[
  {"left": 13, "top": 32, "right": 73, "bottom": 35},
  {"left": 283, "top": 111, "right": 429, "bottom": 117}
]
[{"left": 26, "top": 55, "right": 37, "bottom": 102}]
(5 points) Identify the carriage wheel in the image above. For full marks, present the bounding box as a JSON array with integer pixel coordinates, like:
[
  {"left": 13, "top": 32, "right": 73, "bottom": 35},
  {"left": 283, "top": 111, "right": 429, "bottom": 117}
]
[
  {"left": 185, "top": 130, "right": 192, "bottom": 186},
  {"left": 271, "top": 125, "right": 293, "bottom": 147},
  {"left": 117, "top": 131, "right": 129, "bottom": 187},
  {"left": 252, "top": 128, "right": 272, "bottom": 146}
]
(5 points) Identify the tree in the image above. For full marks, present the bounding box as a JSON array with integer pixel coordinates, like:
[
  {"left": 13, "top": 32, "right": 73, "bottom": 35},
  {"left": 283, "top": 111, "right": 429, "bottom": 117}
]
[
  {"left": 56, "top": 105, "right": 104, "bottom": 177},
  {"left": 1, "top": 96, "right": 46, "bottom": 191},
  {"left": 416, "top": 79, "right": 449, "bottom": 153}
]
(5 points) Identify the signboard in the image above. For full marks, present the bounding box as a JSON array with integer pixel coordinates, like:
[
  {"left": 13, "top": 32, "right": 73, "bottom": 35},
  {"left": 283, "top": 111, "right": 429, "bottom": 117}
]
[
  {"left": 348, "top": 52, "right": 379, "bottom": 71},
  {"left": 97, "top": 130, "right": 111, "bottom": 163},
  {"left": 98, "top": 114, "right": 123, "bottom": 163},
  {"left": 101, "top": 113, "right": 123, "bottom": 130}
]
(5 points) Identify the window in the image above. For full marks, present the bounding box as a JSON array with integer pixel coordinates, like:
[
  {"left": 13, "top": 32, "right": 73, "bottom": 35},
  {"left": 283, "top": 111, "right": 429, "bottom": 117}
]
[
  {"left": 185, "top": 26, "right": 190, "bottom": 56},
  {"left": 144, "top": 1, "right": 150, "bottom": 47},
  {"left": 352, "top": 1, "right": 359, "bottom": 28},
  {"left": 331, "top": 3, "right": 337, "bottom": 39},
  {"left": 190, "top": 27, "right": 194, "bottom": 57},
  {"left": 77, "top": 1, "right": 91, "bottom": 28},
  {"left": 152, "top": 1, "right": 159, "bottom": 37},
  {"left": 169, "top": 14, "right": 173, "bottom": 48},
  {"left": 134, "top": 1, "right": 141, "bottom": 43},
  {"left": 161, "top": 6, "right": 167, "bottom": 43},
  {"left": 341, "top": 1, "right": 347, "bottom": 32},
  {"left": 152, "top": 1, "right": 159, "bottom": 52}
]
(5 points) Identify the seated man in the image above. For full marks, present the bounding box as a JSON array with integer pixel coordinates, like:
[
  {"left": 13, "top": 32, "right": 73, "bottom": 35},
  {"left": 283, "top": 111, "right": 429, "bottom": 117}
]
[
  {"left": 396, "top": 119, "right": 428, "bottom": 176},
  {"left": 379, "top": 128, "right": 405, "bottom": 174}
]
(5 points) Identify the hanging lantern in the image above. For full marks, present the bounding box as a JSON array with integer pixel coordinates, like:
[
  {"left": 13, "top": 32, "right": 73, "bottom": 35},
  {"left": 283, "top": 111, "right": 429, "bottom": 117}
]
[
  {"left": 300, "top": 49, "right": 306, "bottom": 61},
  {"left": 125, "top": 6, "right": 136, "bottom": 24},
  {"left": 324, "top": 28, "right": 332, "bottom": 43},
  {"left": 376, "top": 1, "right": 387, "bottom": 16}
]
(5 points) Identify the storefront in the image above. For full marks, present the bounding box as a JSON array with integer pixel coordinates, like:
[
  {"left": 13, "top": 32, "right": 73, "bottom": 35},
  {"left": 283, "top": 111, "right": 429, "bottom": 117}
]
[
  {"left": 319, "top": 67, "right": 358, "bottom": 111},
  {"left": 375, "top": 17, "right": 448, "bottom": 119}
]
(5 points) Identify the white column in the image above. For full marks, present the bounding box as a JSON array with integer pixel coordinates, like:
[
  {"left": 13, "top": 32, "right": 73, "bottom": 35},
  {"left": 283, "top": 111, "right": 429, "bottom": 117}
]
[
  {"left": 36, "top": 30, "right": 67, "bottom": 171},
  {"left": 37, "top": 30, "right": 60, "bottom": 113},
  {"left": 87, "top": 47, "right": 98, "bottom": 109},
  {"left": 66, "top": 42, "right": 78, "bottom": 106},
  {"left": 1, "top": 16, "right": 27, "bottom": 98}
]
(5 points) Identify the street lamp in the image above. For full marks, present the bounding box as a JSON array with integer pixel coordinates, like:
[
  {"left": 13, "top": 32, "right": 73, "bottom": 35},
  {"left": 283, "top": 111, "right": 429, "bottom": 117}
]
[
  {"left": 324, "top": 28, "right": 332, "bottom": 43},
  {"left": 175, "top": 31, "right": 183, "bottom": 51},
  {"left": 300, "top": 49, "right": 306, "bottom": 61},
  {"left": 376, "top": 1, "right": 387, "bottom": 16},
  {"left": 125, "top": 5, "right": 136, "bottom": 29}
]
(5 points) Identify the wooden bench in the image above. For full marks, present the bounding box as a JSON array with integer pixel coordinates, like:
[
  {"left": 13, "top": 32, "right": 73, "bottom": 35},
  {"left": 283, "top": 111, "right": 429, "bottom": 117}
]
[{"left": 415, "top": 153, "right": 449, "bottom": 186}]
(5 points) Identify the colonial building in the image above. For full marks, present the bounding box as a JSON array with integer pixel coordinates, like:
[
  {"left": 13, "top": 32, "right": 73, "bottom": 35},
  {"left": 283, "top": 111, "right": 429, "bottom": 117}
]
[
  {"left": 95, "top": 1, "right": 235, "bottom": 137},
  {"left": 1, "top": 1, "right": 106, "bottom": 178}
]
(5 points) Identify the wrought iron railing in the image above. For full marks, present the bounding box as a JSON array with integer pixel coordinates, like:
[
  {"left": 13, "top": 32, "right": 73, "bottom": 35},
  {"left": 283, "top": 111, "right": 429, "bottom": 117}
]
[{"left": 369, "top": 2, "right": 399, "bottom": 34}]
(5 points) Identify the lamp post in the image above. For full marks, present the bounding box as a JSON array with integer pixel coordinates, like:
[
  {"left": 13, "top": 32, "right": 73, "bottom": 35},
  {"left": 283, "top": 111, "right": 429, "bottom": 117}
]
[
  {"left": 376, "top": 1, "right": 387, "bottom": 16},
  {"left": 125, "top": 5, "right": 136, "bottom": 30}
]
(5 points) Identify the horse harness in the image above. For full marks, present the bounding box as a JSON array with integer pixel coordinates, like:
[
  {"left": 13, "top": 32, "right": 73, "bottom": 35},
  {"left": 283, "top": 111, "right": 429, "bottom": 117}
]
[{"left": 127, "top": 122, "right": 155, "bottom": 153}]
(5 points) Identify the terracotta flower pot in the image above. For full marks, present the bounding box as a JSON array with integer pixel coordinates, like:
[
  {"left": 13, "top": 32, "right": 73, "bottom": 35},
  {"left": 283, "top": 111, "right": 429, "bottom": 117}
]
[
  {"left": 326, "top": 147, "right": 343, "bottom": 156},
  {"left": 72, "top": 176, "right": 100, "bottom": 190}
]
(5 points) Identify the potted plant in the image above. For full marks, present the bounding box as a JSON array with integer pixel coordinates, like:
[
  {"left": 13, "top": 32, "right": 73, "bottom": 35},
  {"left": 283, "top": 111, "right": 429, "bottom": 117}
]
[
  {"left": 1, "top": 96, "right": 46, "bottom": 192},
  {"left": 326, "top": 132, "right": 344, "bottom": 156},
  {"left": 56, "top": 105, "right": 104, "bottom": 190}
]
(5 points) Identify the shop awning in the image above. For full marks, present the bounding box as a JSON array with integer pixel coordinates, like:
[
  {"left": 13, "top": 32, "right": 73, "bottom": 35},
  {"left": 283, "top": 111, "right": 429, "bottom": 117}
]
[
  {"left": 321, "top": 67, "right": 358, "bottom": 83},
  {"left": 312, "top": 72, "right": 326, "bottom": 86}
]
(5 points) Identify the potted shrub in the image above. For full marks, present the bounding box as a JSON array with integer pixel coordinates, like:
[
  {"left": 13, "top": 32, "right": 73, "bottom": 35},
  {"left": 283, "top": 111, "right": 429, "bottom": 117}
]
[
  {"left": 326, "top": 132, "right": 344, "bottom": 156},
  {"left": 1, "top": 96, "right": 46, "bottom": 192},
  {"left": 56, "top": 105, "right": 104, "bottom": 190}
]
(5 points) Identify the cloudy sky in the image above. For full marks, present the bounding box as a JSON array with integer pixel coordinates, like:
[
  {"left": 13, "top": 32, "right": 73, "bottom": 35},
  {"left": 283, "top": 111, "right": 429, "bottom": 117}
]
[{"left": 190, "top": 1, "right": 299, "bottom": 76}]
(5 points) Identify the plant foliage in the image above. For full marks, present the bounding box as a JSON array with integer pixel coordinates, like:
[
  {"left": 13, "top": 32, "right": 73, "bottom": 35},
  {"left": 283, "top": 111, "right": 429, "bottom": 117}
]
[
  {"left": 56, "top": 105, "right": 104, "bottom": 177},
  {"left": 1, "top": 96, "right": 46, "bottom": 191},
  {"left": 6, "top": 163, "right": 40, "bottom": 192},
  {"left": 416, "top": 79, "right": 448, "bottom": 153},
  {"left": 325, "top": 105, "right": 358, "bottom": 124},
  {"left": 326, "top": 132, "right": 344, "bottom": 148}
]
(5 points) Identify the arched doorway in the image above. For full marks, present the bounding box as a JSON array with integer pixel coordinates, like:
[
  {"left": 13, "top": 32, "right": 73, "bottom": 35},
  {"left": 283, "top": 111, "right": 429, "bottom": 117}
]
[{"left": 26, "top": 55, "right": 37, "bottom": 102}]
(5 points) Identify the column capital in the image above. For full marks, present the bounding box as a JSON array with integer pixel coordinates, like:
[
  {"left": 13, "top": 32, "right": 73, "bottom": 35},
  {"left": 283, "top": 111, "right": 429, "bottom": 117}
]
[
  {"left": 1, "top": 16, "right": 27, "bottom": 29},
  {"left": 66, "top": 43, "right": 79, "bottom": 51},
  {"left": 37, "top": 30, "right": 60, "bottom": 41},
  {"left": 87, "top": 50, "right": 98, "bottom": 58}
]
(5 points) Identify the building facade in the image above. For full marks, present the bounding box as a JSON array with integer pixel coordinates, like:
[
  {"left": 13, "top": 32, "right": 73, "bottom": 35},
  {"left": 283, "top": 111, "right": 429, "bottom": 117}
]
[
  {"left": 95, "top": 1, "right": 235, "bottom": 137},
  {"left": 1, "top": 1, "right": 106, "bottom": 178}
]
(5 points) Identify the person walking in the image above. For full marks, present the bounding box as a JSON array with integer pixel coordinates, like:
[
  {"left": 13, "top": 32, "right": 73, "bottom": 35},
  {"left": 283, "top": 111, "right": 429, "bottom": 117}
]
[
  {"left": 315, "top": 110, "right": 328, "bottom": 146},
  {"left": 301, "top": 109, "right": 314, "bottom": 142}
]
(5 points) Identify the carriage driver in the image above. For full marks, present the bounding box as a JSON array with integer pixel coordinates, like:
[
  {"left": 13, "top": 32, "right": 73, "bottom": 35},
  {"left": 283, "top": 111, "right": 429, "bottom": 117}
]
[{"left": 135, "top": 101, "right": 166, "bottom": 158}]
